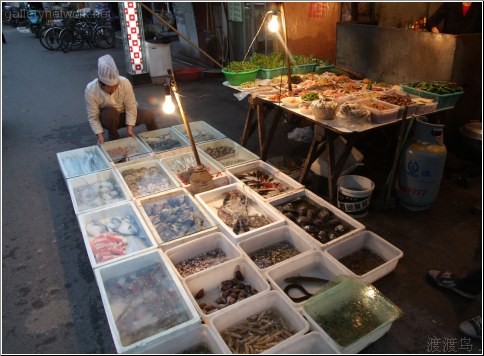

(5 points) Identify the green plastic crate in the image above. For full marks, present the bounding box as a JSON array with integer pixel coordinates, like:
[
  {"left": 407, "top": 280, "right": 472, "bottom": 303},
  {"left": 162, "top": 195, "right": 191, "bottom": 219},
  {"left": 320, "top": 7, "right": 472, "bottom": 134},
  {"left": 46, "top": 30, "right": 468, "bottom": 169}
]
[
  {"left": 257, "top": 67, "right": 286, "bottom": 79},
  {"left": 222, "top": 67, "right": 259, "bottom": 86},
  {"left": 291, "top": 63, "right": 316, "bottom": 74},
  {"left": 400, "top": 84, "right": 463, "bottom": 110},
  {"left": 315, "top": 64, "right": 335, "bottom": 73}
]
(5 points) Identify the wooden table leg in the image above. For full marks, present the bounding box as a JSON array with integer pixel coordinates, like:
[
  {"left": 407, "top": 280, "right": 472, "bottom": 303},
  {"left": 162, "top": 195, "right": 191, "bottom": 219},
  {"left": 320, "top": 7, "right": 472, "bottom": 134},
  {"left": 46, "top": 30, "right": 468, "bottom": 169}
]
[
  {"left": 257, "top": 104, "right": 267, "bottom": 158},
  {"left": 299, "top": 133, "right": 326, "bottom": 184},
  {"left": 261, "top": 107, "right": 283, "bottom": 161},
  {"left": 326, "top": 131, "right": 337, "bottom": 203},
  {"left": 240, "top": 104, "right": 256, "bottom": 146}
]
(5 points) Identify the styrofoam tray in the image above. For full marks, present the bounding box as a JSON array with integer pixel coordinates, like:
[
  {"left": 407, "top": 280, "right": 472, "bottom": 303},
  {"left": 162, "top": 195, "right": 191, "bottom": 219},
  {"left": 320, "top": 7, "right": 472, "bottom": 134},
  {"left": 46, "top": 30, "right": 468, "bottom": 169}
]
[
  {"left": 134, "top": 324, "right": 227, "bottom": 354},
  {"left": 228, "top": 160, "right": 305, "bottom": 201},
  {"left": 136, "top": 188, "right": 217, "bottom": 249},
  {"left": 94, "top": 249, "right": 200, "bottom": 353},
  {"left": 165, "top": 231, "right": 243, "bottom": 280},
  {"left": 154, "top": 145, "right": 196, "bottom": 160},
  {"left": 238, "top": 225, "right": 315, "bottom": 273},
  {"left": 195, "top": 183, "right": 286, "bottom": 243},
  {"left": 77, "top": 201, "right": 158, "bottom": 269},
  {"left": 183, "top": 257, "right": 270, "bottom": 321},
  {"left": 197, "top": 138, "right": 260, "bottom": 168},
  {"left": 270, "top": 189, "right": 365, "bottom": 250},
  {"left": 269, "top": 331, "right": 340, "bottom": 354},
  {"left": 99, "top": 137, "right": 151, "bottom": 163},
  {"left": 172, "top": 121, "right": 226, "bottom": 144},
  {"left": 208, "top": 290, "right": 310, "bottom": 353},
  {"left": 137, "top": 127, "right": 188, "bottom": 153},
  {"left": 66, "top": 169, "right": 129, "bottom": 215},
  {"left": 324, "top": 230, "right": 404, "bottom": 283},
  {"left": 265, "top": 250, "right": 348, "bottom": 309},
  {"left": 115, "top": 156, "right": 179, "bottom": 199},
  {"left": 57, "top": 145, "right": 110, "bottom": 179}
]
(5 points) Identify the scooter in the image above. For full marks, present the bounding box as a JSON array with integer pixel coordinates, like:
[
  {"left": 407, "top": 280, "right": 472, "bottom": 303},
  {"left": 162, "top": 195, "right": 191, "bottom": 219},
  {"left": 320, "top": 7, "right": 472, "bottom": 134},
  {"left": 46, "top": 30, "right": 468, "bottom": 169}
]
[{"left": 26, "top": 5, "right": 43, "bottom": 37}]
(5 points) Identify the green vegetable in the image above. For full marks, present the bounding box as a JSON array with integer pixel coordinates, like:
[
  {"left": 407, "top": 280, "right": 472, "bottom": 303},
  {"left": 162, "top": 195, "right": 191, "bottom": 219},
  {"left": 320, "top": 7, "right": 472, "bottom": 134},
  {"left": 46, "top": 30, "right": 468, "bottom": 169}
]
[
  {"left": 317, "top": 59, "right": 332, "bottom": 66},
  {"left": 406, "top": 81, "right": 463, "bottom": 94},
  {"left": 249, "top": 52, "right": 285, "bottom": 69},
  {"left": 290, "top": 54, "right": 317, "bottom": 65},
  {"left": 301, "top": 92, "right": 319, "bottom": 101},
  {"left": 224, "top": 61, "right": 258, "bottom": 72}
]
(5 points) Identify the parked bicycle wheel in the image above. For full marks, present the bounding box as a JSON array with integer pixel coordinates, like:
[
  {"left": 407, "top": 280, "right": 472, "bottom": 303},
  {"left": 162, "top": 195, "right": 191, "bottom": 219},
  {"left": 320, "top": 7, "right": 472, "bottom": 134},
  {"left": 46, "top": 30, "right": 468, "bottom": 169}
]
[
  {"left": 60, "top": 28, "right": 84, "bottom": 53},
  {"left": 92, "top": 26, "right": 115, "bottom": 49},
  {"left": 39, "top": 26, "right": 62, "bottom": 51}
]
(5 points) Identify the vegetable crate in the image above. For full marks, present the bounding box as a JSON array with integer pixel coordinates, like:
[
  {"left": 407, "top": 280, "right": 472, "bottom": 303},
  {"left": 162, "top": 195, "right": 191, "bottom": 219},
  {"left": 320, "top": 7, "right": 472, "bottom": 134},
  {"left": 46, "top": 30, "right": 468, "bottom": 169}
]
[
  {"left": 257, "top": 67, "right": 286, "bottom": 79},
  {"left": 315, "top": 64, "right": 334, "bottom": 74},
  {"left": 222, "top": 68, "right": 259, "bottom": 86},
  {"left": 400, "top": 84, "right": 463, "bottom": 110},
  {"left": 291, "top": 63, "right": 316, "bottom": 74}
]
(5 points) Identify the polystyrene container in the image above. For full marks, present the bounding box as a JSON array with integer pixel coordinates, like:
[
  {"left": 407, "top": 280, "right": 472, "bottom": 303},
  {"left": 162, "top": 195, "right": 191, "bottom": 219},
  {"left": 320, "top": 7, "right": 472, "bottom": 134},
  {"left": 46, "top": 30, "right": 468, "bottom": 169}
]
[
  {"left": 198, "top": 138, "right": 260, "bottom": 168},
  {"left": 134, "top": 324, "right": 227, "bottom": 354},
  {"left": 209, "top": 290, "right": 310, "bottom": 353},
  {"left": 77, "top": 201, "right": 158, "bottom": 269},
  {"left": 99, "top": 137, "right": 151, "bottom": 164},
  {"left": 136, "top": 188, "right": 217, "bottom": 250},
  {"left": 172, "top": 121, "right": 225, "bottom": 144},
  {"left": 270, "top": 189, "right": 365, "bottom": 250},
  {"left": 94, "top": 249, "right": 200, "bottom": 353},
  {"left": 265, "top": 250, "right": 348, "bottom": 309},
  {"left": 302, "top": 275, "right": 402, "bottom": 354},
  {"left": 195, "top": 183, "right": 286, "bottom": 243},
  {"left": 269, "top": 331, "right": 340, "bottom": 354},
  {"left": 238, "top": 225, "right": 315, "bottom": 273},
  {"left": 67, "top": 169, "right": 129, "bottom": 215},
  {"left": 137, "top": 127, "right": 188, "bottom": 153},
  {"left": 355, "top": 98, "right": 400, "bottom": 124},
  {"left": 183, "top": 257, "right": 270, "bottom": 321},
  {"left": 115, "top": 157, "right": 179, "bottom": 199},
  {"left": 324, "top": 230, "right": 404, "bottom": 283},
  {"left": 154, "top": 145, "right": 195, "bottom": 160},
  {"left": 228, "top": 160, "right": 305, "bottom": 201},
  {"left": 165, "top": 231, "right": 243, "bottom": 280},
  {"left": 57, "top": 145, "right": 110, "bottom": 179}
]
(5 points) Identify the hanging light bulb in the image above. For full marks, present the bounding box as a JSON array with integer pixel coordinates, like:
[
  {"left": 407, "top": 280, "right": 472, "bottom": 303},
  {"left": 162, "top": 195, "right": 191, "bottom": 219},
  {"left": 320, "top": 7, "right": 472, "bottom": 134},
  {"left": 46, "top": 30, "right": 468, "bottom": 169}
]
[
  {"left": 268, "top": 14, "right": 279, "bottom": 33},
  {"left": 162, "top": 94, "right": 175, "bottom": 114}
]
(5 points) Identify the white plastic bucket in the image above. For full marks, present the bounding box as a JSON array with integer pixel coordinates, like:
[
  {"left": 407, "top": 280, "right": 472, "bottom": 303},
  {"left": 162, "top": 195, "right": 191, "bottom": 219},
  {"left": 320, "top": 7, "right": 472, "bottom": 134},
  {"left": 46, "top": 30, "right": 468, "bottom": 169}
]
[{"left": 337, "top": 175, "right": 375, "bottom": 218}]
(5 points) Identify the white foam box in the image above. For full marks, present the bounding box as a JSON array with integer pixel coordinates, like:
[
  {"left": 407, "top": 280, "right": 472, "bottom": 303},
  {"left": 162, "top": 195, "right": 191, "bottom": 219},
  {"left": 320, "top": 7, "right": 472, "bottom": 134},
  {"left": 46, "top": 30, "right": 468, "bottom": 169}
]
[
  {"left": 94, "top": 249, "right": 201, "bottom": 354},
  {"left": 136, "top": 188, "right": 217, "bottom": 250},
  {"left": 324, "top": 230, "right": 404, "bottom": 283},
  {"left": 302, "top": 276, "right": 402, "bottom": 354},
  {"left": 195, "top": 183, "right": 286, "bottom": 243},
  {"left": 115, "top": 156, "right": 179, "bottom": 199},
  {"left": 57, "top": 145, "right": 110, "bottom": 180},
  {"left": 197, "top": 138, "right": 260, "bottom": 168},
  {"left": 66, "top": 169, "right": 130, "bottom": 215},
  {"left": 134, "top": 324, "right": 227, "bottom": 354},
  {"left": 154, "top": 145, "right": 195, "bottom": 160},
  {"left": 172, "top": 120, "right": 226, "bottom": 144},
  {"left": 265, "top": 250, "right": 348, "bottom": 310},
  {"left": 182, "top": 257, "right": 270, "bottom": 321},
  {"left": 269, "top": 189, "right": 365, "bottom": 250},
  {"left": 99, "top": 137, "right": 152, "bottom": 164},
  {"left": 228, "top": 160, "right": 305, "bottom": 202},
  {"left": 77, "top": 201, "right": 158, "bottom": 269},
  {"left": 164, "top": 231, "right": 243, "bottom": 281},
  {"left": 238, "top": 225, "right": 315, "bottom": 273},
  {"left": 269, "top": 331, "right": 341, "bottom": 354},
  {"left": 355, "top": 98, "right": 400, "bottom": 124},
  {"left": 208, "top": 290, "right": 310, "bottom": 354},
  {"left": 137, "top": 127, "right": 189, "bottom": 153}
]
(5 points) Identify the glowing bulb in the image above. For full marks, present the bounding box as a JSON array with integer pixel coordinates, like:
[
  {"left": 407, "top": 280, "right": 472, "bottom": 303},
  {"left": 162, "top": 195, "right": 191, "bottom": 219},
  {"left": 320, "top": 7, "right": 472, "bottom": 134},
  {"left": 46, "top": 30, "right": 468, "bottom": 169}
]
[
  {"left": 162, "top": 95, "right": 175, "bottom": 114},
  {"left": 268, "top": 14, "right": 279, "bottom": 33}
]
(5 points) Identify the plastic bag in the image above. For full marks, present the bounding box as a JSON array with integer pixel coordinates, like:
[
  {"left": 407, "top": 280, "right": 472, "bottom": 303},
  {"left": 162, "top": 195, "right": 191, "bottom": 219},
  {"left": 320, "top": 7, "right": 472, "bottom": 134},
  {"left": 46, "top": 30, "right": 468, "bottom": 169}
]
[{"left": 287, "top": 127, "right": 313, "bottom": 143}]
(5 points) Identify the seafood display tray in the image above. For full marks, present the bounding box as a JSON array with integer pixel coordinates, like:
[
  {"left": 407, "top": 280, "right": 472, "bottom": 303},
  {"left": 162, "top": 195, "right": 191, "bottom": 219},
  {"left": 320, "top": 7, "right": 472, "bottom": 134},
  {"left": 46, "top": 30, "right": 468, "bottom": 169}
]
[
  {"left": 172, "top": 121, "right": 226, "bottom": 144},
  {"left": 197, "top": 138, "right": 260, "bottom": 168},
  {"left": 183, "top": 257, "right": 270, "bottom": 321},
  {"left": 57, "top": 145, "right": 110, "bottom": 180},
  {"left": 302, "top": 276, "right": 402, "bottom": 354},
  {"left": 136, "top": 188, "right": 217, "bottom": 251},
  {"left": 195, "top": 183, "right": 286, "bottom": 243},
  {"left": 115, "top": 157, "right": 180, "bottom": 199},
  {"left": 268, "top": 331, "right": 340, "bottom": 354},
  {"left": 165, "top": 231, "right": 243, "bottom": 281},
  {"left": 134, "top": 324, "right": 227, "bottom": 354},
  {"left": 270, "top": 189, "right": 365, "bottom": 250},
  {"left": 94, "top": 249, "right": 200, "bottom": 353},
  {"left": 99, "top": 137, "right": 151, "bottom": 163},
  {"left": 324, "top": 230, "right": 404, "bottom": 283},
  {"left": 66, "top": 169, "right": 130, "bottom": 215},
  {"left": 228, "top": 160, "right": 305, "bottom": 201},
  {"left": 265, "top": 250, "right": 348, "bottom": 309},
  {"left": 208, "top": 290, "right": 310, "bottom": 353},
  {"left": 77, "top": 201, "right": 158, "bottom": 269},
  {"left": 154, "top": 146, "right": 196, "bottom": 160},
  {"left": 137, "top": 127, "right": 189, "bottom": 153},
  {"left": 238, "top": 225, "right": 315, "bottom": 273}
]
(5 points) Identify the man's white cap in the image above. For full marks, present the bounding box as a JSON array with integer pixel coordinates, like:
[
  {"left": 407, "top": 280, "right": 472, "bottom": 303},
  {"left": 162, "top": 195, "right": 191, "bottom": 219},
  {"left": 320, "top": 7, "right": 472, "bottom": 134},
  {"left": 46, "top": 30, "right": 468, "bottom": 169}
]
[{"left": 98, "top": 54, "right": 119, "bottom": 86}]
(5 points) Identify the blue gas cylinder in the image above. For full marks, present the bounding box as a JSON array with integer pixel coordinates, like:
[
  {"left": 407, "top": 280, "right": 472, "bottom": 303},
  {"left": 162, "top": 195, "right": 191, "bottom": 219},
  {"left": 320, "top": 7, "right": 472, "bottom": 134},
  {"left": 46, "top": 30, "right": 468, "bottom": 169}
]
[{"left": 396, "top": 117, "right": 447, "bottom": 211}]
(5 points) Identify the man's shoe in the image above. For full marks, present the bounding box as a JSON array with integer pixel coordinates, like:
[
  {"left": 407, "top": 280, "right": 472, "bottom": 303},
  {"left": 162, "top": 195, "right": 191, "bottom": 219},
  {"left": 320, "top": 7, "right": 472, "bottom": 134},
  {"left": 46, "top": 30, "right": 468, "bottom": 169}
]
[
  {"left": 459, "top": 316, "right": 482, "bottom": 340},
  {"left": 427, "top": 270, "right": 478, "bottom": 299}
]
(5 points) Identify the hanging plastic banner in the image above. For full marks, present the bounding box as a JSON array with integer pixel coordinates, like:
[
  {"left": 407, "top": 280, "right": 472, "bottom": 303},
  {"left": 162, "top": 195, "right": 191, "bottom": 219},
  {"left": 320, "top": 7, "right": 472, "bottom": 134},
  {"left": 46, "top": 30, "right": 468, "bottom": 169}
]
[{"left": 119, "top": 2, "right": 147, "bottom": 75}]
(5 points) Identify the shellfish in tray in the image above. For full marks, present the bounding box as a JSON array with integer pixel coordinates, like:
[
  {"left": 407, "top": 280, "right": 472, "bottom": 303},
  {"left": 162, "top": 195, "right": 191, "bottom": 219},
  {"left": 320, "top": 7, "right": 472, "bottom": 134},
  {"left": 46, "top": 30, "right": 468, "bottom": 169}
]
[
  {"left": 217, "top": 191, "right": 270, "bottom": 235},
  {"left": 235, "top": 169, "right": 289, "bottom": 198},
  {"left": 121, "top": 166, "right": 173, "bottom": 197},
  {"left": 142, "top": 135, "right": 181, "bottom": 152}
]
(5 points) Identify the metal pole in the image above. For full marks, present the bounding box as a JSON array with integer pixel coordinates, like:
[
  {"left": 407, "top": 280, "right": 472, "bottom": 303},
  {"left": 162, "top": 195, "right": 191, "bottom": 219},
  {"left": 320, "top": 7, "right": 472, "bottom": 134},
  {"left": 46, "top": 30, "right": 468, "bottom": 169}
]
[{"left": 280, "top": 3, "right": 292, "bottom": 92}]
